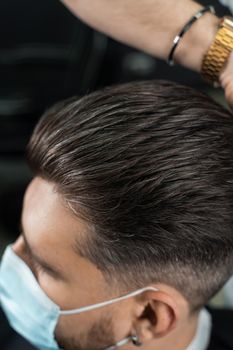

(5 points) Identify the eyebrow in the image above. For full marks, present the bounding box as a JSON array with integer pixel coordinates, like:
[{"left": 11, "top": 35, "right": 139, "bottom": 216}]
[{"left": 20, "top": 219, "right": 66, "bottom": 281}]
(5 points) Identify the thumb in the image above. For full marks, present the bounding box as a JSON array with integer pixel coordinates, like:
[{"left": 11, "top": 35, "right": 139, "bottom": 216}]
[{"left": 220, "top": 51, "right": 233, "bottom": 110}]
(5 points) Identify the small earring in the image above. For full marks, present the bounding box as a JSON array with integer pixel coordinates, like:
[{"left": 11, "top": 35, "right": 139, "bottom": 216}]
[{"left": 131, "top": 335, "right": 142, "bottom": 347}]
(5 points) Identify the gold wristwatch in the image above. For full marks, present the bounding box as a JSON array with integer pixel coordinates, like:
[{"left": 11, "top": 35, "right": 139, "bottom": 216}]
[{"left": 201, "top": 16, "right": 233, "bottom": 86}]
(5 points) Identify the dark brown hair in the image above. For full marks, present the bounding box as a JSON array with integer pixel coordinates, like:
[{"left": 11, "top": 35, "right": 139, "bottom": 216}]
[{"left": 27, "top": 80, "right": 233, "bottom": 310}]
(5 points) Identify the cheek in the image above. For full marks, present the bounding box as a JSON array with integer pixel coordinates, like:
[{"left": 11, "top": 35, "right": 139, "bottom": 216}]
[
  {"left": 38, "top": 274, "right": 105, "bottom": 313},
  {"left": 55, "top": 315, "right": 88, "bottom": 350},
  {"left": 55, "top": 308, "right": 116, "bottom": 350},
  {"left": 55, "top": 308, "right": 103, "bottom": 344},
  {"left": 37, "top": 273, "right": 72, "bottom": 308}
]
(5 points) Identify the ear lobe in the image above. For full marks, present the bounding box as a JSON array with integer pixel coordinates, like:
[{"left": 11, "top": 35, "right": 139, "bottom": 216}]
[{"left": 134, "top": 292, "right": 178, "bottom": 343}]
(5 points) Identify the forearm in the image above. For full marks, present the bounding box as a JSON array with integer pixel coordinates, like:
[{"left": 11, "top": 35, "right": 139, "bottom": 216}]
[{"left": 60, "top": 0, "right": 219, "bottom": 72}]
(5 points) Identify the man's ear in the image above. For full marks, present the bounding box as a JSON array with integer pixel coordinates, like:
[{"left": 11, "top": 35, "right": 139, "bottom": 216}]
[{"left": 132, "top": 289, "right": 179, "bottom": 343}]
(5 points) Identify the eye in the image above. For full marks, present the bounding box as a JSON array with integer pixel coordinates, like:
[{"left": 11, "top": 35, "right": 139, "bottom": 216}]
[
  {"left": 33, "top": 260, "right": 46, "bottom": 275},
  {"left": 22, "top": 241, "right": 46, "bottom": 276}
]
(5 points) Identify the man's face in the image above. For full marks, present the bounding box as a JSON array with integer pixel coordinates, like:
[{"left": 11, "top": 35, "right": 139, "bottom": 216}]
[{"left": 13, "top": 177, "right": 133, "bottom": 350}]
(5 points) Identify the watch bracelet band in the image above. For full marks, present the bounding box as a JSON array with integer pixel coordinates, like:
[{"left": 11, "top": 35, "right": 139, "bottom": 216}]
[
  {"left": 167, "top": 6, "right": 215, "bottom": 66},
  {"left": 201, "top": 18, "right": 233, "bottom": 86}
]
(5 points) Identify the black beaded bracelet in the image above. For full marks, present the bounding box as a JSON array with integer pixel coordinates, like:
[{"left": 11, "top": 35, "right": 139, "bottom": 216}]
[{"left": 167, "top": 5, "right": 215, "bottom": 66}]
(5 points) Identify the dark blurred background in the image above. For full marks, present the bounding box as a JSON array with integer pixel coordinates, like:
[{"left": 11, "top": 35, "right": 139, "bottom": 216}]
[{"left": 0, "top": 0, "right": 231, "bottom": 253}]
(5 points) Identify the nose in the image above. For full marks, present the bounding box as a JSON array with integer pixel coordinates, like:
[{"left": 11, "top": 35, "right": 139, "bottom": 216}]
[
  {"left": 12, "top": 235, "right": 26, "bottom": 258},
  {"left": 12, "top": 236, "right": 35, "bottom": 273}
]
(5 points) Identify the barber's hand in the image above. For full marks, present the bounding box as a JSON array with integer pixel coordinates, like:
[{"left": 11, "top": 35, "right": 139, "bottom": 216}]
[{"left": 220, "top": 51, "right": 233, "bottom": 109}]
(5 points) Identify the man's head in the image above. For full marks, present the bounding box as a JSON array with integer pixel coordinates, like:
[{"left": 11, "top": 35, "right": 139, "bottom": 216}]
[{"left": 13, "top": 81, "right": 233, "bottom": 350}]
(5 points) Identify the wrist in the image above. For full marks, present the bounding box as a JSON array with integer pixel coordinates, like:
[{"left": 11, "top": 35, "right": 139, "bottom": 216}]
[{"left": 174, "top": 12, "right": 219, "bottom": 72}]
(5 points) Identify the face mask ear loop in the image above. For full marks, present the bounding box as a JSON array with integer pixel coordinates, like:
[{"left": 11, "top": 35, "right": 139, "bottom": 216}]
[
  {"left": 60, "top": 286, "right": 158, "bottom": 316},
  {"left": 104, "top": 336, "right": 133, "bottom": 350},
  {"left": 104, "top": 334, "right": 142, "bottom": 350},
  {"left": 131, "top": 334, "right": 142, "bottom": 346}
]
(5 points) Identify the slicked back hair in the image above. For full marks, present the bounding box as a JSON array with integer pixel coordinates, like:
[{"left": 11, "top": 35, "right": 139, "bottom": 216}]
[{"left": 27, "top": 80, "right": 233, "bottom": 311}]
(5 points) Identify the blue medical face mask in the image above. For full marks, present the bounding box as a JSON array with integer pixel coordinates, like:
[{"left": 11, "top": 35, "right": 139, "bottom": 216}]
[{"left": 0, "top": 245, "right": 158, "bottom": 350}]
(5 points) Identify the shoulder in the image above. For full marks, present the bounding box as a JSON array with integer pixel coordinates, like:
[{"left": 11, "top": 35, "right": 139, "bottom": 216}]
[{"left": 207, "top": 307, "right": 233, "bottom": 350}]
